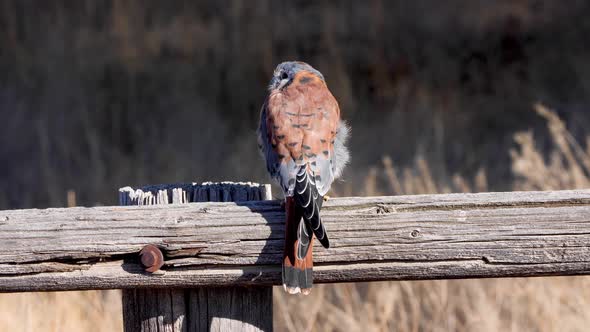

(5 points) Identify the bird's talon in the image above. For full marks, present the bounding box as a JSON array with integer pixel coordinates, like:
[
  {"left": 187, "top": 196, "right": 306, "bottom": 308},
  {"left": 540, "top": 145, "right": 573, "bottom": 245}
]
[{"left": 323, "top": 195, "right": 331, "bottom": 202}]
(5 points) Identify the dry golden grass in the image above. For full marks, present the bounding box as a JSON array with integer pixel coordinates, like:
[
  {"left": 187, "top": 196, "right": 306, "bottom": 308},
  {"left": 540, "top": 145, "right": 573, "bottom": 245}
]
[
  {"left": 2, "top": 105, "right": 590, "bottom": 332},
  {"left": 275, "top": 277, "right": 590, "bottom": 332},
  {"left": 511, "top": 104, "right": 590, "bottom": 190},
  {"left": 0, "top": 291, "right": 122, "bottom": 332}
]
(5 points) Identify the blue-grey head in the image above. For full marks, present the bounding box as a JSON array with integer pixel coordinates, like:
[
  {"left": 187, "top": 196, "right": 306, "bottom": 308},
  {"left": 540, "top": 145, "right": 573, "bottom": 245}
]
[{"left": 268, "top": 61, "right": 325, "bottom": 91}]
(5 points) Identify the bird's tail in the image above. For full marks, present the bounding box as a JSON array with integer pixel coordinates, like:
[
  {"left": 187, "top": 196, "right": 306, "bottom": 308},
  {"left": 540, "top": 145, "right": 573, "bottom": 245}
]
[
  {"left": 283, "top": 166, "right": 330, "bottom": 295},
  {"left": 294, "top": 166, "right": 329, "bottom": 250},
  {"left": 282, "top": 196, "right": 314, "bottom": 295}
]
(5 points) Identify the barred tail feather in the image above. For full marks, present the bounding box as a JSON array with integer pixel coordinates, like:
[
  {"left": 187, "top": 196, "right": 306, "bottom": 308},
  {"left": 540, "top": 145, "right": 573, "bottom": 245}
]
[
  {"left": 294, "top": 166, "right": 330, "bottom": 250},
  {"left": 283, "top": 197, "right": 313, "bottom": 295},
  {"left": 283, "top": 166, "right": 330, "bottom": 295}
]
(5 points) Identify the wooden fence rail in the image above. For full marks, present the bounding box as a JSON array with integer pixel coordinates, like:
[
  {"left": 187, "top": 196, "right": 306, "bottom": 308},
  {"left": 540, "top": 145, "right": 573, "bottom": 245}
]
[{"left": 1, "top": 189, "right": 590, "bottom": 293}]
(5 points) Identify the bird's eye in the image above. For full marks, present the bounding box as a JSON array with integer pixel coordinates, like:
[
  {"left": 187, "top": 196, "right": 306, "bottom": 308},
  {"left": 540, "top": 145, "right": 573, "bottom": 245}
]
[{"left": 281, "top": 72, "right": 289, "bottom": 80}]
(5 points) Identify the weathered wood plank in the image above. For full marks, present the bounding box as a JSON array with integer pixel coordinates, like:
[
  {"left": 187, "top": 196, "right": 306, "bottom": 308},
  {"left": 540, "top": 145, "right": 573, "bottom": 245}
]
[
  {"left": 184, "top": 287, "right": 273, "bottom": 332},
  {"left": 0, "top": 190, "right": 589, "bottom": 291},
  {"left": 123, "top": 289, "right": 187, "bottom": 332}
]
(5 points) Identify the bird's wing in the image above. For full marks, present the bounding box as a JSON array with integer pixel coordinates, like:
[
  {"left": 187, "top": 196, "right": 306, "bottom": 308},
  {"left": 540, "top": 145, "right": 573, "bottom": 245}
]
[
  {"left": 257, "top": 98, "right": 299, "bottom": 196},
  {"left": 294, "top": 74, "right": 342, "bottom": 197}
]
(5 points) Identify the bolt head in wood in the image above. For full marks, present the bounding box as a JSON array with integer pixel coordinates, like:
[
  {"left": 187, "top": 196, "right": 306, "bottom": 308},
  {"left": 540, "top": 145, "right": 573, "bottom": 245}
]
[{"left": 140, "top": 244, "right": 164, "bottom": 273}]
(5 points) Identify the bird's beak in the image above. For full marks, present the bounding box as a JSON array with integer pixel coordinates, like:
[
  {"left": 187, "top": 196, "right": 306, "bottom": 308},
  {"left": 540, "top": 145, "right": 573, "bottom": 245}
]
[
  {"left": 278, "top": 79, "right": 290, "bottom": 90},
  {"left": 269, "top": 76, "right": 291, "bottom": 91}
]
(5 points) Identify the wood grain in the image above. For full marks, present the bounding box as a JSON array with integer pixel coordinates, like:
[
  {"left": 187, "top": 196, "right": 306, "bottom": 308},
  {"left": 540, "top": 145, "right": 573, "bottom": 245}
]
[{"left": 1, "top": 189, "right": 590, "bottom": 291}]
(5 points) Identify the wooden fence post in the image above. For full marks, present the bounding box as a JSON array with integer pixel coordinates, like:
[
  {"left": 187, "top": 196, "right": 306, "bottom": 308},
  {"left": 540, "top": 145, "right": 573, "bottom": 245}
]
[{"left": 119, "top": 182, "right": 274, "bottom": 332}]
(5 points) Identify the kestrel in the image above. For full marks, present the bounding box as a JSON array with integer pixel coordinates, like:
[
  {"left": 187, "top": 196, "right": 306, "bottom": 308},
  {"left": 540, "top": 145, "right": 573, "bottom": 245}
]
[{"left": 258, "top": 61, "right": 350, "bottom": 295}]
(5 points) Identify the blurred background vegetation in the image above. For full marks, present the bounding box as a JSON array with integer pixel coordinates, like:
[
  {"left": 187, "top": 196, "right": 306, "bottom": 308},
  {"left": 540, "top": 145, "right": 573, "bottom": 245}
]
[{"left": 1, "top": 1, "right": 590, "bottom": 331}]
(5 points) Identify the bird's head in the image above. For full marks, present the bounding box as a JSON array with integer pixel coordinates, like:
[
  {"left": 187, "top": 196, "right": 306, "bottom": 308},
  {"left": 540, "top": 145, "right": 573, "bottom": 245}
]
[{"left": 268, "top": 61, "right": 325, "bottom": 91}]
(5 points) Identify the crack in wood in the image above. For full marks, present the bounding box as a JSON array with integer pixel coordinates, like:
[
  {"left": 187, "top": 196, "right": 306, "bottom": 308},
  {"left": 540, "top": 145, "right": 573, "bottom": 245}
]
[
  {"left": 0, "top": 262, "right": 92, "bottom": 276},
  {"left": 324, "top": 197, "right": 590, "bottom": 214},
  {"left": 375, "top": 204, "right": 396, "bottom": 214},
  {"left": 164, "top": 248, "right": 204, "bottom": 258},
  {"left": 395, "top": 200, "right": 590, "bottom": 212}
]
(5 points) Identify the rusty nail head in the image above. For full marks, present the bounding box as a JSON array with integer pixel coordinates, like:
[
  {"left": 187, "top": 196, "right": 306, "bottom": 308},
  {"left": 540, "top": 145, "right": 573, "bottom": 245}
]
[{"left": 140, "top": 244, "right": 164, "bottom": 273}]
